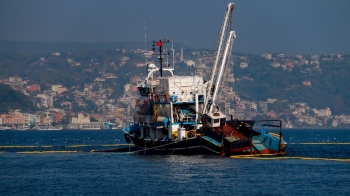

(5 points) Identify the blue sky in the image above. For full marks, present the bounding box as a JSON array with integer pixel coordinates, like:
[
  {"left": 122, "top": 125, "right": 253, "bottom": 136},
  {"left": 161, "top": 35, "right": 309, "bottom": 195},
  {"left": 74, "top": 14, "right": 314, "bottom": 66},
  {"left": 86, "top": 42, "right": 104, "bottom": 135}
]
[{"left": 0, "top": 0, "right": 349, "bottom": 55}]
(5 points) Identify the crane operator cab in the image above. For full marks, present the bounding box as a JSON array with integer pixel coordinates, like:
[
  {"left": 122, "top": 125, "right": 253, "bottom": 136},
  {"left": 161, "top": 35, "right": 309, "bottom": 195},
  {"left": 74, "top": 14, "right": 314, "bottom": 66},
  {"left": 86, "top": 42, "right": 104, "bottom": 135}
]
[{"left": 204, "top": 111, "right": 227, "bottom": 128}]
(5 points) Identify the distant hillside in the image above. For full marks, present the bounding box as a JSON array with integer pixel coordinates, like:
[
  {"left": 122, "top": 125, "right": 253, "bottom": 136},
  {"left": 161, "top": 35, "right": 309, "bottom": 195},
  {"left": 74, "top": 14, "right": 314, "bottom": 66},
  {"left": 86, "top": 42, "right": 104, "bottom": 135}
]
[
  {"left": 0, "top": 46, "right": 349, "bottom": 116},
  {"left": 233, "top": 54, "right": 350, "bottom": 115},
  {"left": 0, "top": 84, "right": 38, "bottom": 113}
]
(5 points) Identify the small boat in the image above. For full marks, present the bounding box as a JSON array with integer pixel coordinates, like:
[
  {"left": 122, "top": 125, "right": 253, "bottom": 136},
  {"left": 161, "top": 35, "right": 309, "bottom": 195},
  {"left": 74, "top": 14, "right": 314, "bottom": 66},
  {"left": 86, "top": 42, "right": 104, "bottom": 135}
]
[
  {"left": 16, "top": 125, "right": 30, "bottom": 130},
  {"left": 36, "top": 124, "right": 49, "bottom": 130},
  {"left": 80, "top": 127, "right": 101, "bottom": 130},
  {"left": 47, "top": 126, "right": 63, "bottom": 130},
  {"left": 0, "top": 126, "right": 12, "bottom": 130},
  {"left": 36, "top": 125, "right": 62, "bottom": 131}
]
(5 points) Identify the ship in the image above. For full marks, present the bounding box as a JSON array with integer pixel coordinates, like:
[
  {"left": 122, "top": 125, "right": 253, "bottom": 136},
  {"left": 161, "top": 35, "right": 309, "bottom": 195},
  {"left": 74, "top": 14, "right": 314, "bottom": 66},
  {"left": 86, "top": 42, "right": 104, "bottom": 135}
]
[
  {"left": 0, "top": 126, "right": 12, "bottom": 130},
  {"left": 36, "top": 124, "right": 63, "bottom": 130},
  {"left": 122, "top": 2, "right": 287, "bottom": 156}
]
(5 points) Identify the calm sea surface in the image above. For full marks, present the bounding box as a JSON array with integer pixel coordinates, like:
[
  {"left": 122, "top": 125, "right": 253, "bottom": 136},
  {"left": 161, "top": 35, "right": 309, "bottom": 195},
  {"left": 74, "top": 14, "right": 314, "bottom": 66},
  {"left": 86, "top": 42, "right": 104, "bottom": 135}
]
[{"left": 0, "top": 129, "right": 349, "bottom": 196}]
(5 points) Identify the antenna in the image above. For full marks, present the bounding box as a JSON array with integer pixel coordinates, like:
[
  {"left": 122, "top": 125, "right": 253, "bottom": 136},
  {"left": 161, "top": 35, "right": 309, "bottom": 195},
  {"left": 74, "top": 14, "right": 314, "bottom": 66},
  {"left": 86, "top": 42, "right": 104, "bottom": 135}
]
[
  {"left": 172, "top": 41, "right": 175, "bottom": 67},
  {"left": 144, "top": 17, "right": 148, "bottom": 65},
  {"left": 180, "top": 45, "right": 183, "bottom": 62},
  {"left": 166, "top": 48, "right": 169, "bottom": 66}
]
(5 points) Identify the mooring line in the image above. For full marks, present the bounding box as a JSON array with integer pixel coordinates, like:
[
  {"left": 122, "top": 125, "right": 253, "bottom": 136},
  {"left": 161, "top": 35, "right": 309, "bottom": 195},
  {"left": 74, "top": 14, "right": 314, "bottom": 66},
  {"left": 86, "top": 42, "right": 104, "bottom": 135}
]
[{"left": 125, "top": 139, "right": 183, "bottom": 155}]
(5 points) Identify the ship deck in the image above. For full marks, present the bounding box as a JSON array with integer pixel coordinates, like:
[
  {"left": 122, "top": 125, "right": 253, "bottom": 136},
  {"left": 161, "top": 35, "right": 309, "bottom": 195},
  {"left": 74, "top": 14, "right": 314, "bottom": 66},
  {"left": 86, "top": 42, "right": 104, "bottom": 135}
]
[{"left": 202, "top": 120, "right": 247, "bottom": 140}]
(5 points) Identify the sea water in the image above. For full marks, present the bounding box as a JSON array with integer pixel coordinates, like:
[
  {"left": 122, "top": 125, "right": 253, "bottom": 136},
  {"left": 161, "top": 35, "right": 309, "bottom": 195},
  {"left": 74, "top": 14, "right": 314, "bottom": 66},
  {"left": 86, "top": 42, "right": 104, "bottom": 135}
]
[{"left": 0, "top": 129, "right": 349, "bottom": 195}]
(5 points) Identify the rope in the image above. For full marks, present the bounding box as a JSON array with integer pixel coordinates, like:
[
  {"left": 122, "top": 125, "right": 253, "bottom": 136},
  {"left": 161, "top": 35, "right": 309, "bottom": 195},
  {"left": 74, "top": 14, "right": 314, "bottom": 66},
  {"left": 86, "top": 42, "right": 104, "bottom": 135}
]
[
  {"left": 125, "top": 138, "right": 190, "bottom": 155},
  {"left": 125, "top": 137, "right": 221, "bottom": 155}
]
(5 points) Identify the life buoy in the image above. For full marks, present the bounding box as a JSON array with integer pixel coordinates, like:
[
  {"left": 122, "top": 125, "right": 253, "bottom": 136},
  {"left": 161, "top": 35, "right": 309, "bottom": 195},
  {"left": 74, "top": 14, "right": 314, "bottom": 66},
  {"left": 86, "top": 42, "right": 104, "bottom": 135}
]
[{"left": 213, "top": 112, "right": 220, "bottom": 116}]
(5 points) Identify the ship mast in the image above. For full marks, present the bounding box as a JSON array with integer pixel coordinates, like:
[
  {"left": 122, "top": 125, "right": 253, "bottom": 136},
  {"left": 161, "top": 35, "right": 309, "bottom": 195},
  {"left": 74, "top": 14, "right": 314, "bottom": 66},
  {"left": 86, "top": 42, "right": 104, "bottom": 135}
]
[{"left": 152, "top": 39, "right": 170, "bottom": 77}]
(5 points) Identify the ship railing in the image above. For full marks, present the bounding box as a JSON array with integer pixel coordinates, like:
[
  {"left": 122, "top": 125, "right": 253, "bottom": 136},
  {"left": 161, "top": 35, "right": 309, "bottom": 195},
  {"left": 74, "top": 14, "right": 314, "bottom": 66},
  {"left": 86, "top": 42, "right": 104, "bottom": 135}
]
[
  {"left": 182, "top": 117, "right": 196, "bottom": 122},
  {"left": 231, "top": 119, "right": 283, "bottom": 154},
  {"left": 182, "top": 113, "right": 196, "bottom": 122}
]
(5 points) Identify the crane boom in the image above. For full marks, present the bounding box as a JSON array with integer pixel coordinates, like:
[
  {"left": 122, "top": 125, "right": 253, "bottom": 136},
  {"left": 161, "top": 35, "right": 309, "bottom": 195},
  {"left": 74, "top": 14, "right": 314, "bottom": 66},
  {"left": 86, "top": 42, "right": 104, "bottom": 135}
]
[
  {"left": 203, "top": 2, "right": 234, "bottom": 114},
  {"left": 209, "top": 31, "right": 236, "bottom": 113}
]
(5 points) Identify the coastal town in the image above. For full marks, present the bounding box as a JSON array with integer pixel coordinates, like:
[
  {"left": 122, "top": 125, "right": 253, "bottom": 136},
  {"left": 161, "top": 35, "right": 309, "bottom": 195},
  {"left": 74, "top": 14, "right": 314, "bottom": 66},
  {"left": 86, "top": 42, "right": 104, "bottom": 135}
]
[{"left": 1, "top": 47, "right": 350, "bottom": 130}]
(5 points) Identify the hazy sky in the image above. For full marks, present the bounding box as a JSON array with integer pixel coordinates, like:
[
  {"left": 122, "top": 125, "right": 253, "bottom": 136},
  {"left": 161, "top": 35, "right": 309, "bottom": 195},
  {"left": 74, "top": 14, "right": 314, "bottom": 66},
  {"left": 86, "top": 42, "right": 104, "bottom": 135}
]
[{"left": 0, "top": 0, "right": 349, "bottom": 55}]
